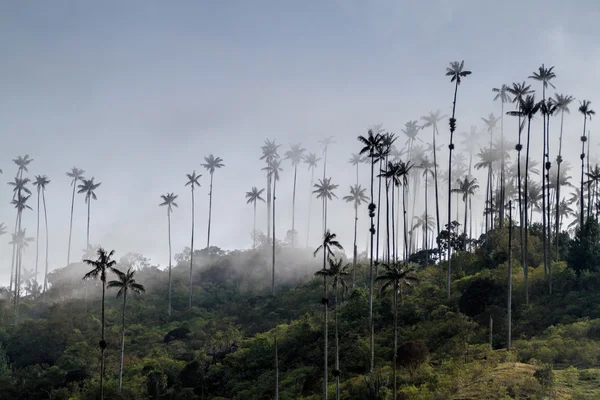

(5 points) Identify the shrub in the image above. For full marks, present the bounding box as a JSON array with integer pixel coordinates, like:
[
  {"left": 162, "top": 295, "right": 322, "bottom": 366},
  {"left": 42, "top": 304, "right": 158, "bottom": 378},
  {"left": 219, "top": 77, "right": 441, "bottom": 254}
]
[{"left": 397, "top": 341, "right": 429, "bottom": 377}]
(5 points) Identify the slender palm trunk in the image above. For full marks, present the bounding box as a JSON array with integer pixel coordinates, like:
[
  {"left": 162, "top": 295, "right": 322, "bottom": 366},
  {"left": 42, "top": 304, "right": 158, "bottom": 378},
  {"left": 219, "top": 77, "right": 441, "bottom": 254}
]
[
  {"left": 375, "top": 159, "right": 383, "bottom": 275},
  {"left": 334, "top": 281, "right": 340, "bottom": 400},
  {"left": 580, "top": 118, "right": 588, "bottom": 227},
  {"left": 189, "top": 187, "right": 195, "bottom": 309},
  {"left": 352, "top": 202, "right": 358, "bottom": 289},
  {"left": 524, "top": 116, "right": 533, "bottom": 304},
  {"left": 118, "top": 291, "right": 127, "bottom": 391},
  {"left": 42, "top": 190, "right": 49, "bottom": 293},
  {"left": 67, "top": 178, "right": 77, "bottom": 265},
  {"left": 424, "top": 174, "right": 429, "bottom": 265},
  {"left": 272, "top": 178, "right": 277, "bottom": 297},
  {"left": 292, "top": 165, "right": 297, "bottom": 247},
  {"left": 433, "top": 127, "right": 441, "bottom": 262},
  {"left": 393, "top": 281, "right": 398, "bottom": 399},
  {"left": 500, "top": 101, "right": 506, "bottom": 227},
  {"left": 86, "top": 199, "right": 91, "bottom": 251},
  {"left": 275, "top": 336, "right": 279, "bottom": 400},
  {"left": 391, "top": 183, "right": 396, "bottom": 263},
  {"left": 167, "top": 209, "right": 172, "bottom": 317},
  {"left": 307, "top": 167, "right": 315, "bottom": 248},
  {"left": 253, "top": 202, "right": 257, "bottom": 248},
  {"left": 100, "top": 279, "right": 106, "bottom": 400},
  {"left": 267, "top": 172, "right": 272, "bottom": 240},
  {"left": 545, "top": 116, "right": 553, "bottom": 294},
  {"left": 588, "top": 130, "right": 592, "bottom": 218},
  {"left": 403, "top": 185, "right": 408, "bottom": 261},
  {"left": 463, "top": 196, "right": 468, "bottom": 236},
  {"left": 447, "top": 79, "right": 459, "bottom": 299},
  {"left": 507, "top": 201, "right": 513, "bottom": 351},
  {"left": 35, "top": 187, "right": 40, "bottom": 280},
  {"left": 9, "top": 215, "right": 18, "bottom": 293},
  {"left": 385, "top": 179, "right": 391, "bottom": 266},
  {"left": 517, "top": 115, "right": 525, "bottom": 271},
  {"left": 368, "top": 154, "right": 375, "bottom": 375},
  {"left": 207, "top": 172, "right": 214, "bottom": 249},
  {"left": 541, "top": 110, "right": 548, "bottom": 280},
  {"left": 322, "top": 242, "right": 328, "bottom": 399}
]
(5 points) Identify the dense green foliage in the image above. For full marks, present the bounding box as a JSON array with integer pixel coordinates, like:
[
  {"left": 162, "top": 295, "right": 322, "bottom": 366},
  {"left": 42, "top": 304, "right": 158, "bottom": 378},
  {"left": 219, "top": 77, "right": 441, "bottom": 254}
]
[{"left": 1, "top": 221, "right": 600, "bottom": 399}]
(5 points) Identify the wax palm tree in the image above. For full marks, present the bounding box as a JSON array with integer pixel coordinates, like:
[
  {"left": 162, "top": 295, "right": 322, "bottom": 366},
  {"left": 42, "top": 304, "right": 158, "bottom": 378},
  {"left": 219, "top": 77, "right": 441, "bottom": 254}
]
[
  {"left": 202, "top": 155, "right": 224, "bottom": 249},
  {"left": 374, "top": 133, "right": 395, "bottom": 271},
  {"left": 493, "top": 84, "right": 513, "bottom": 226},
  {"left": 343, "top": 184, "right": 369, "bottom": 288},
  {"left": 411, "top": 213, "right": 435, "bottom": 253},
  {"left": 376, "top": 262, "right": 418, "bottom": 399},
  {"left": 578, "top": 101, "right": 595, "bottom": 226},
  {"left": 475, "top": 147, "right": 497, "bottom": 233},
  {"left": 159, "top": 193, "right": 178, "bottom": 316},
  {"left": 12, "top": 154, "right": 33, "bottom": 182},
  {"left": 10, "top": 194, "right": 32, "bottom": 302},
  {"left": 395, "top": 161, "right": 413, "bottom": 261},
  {"left": 108, "top": 267, "right": 145, "bottom": 391},
  {"left": 313, "top": 230, "right": 343, "bottom": 400},
  {"left": 246, "top": 187, "right": 266, "bottom": 248},
  {"left": 420, "top": 157, "right": 435, "bottom": 262},
  {"left": 452, "top": 176, "right": 479, "bottom": 235},
  {"left": 66, "top": 167, "right": 85, "bottom": 265},
  {"left": 313, "top": 178, "right": 339, "bottom": 235},
  {"left": 553, "top": 94, "right": 574, "bottom": 249},
  {"left": 77, "top": 178, "right": 101, "bottom": 252},
  {"left": 319, "top": 136, "right": 336, "bottom": 179},
  {"left": 445, "top": 60, "right": 471, "bottom": 299},
  {"left": 7, "top": 177, "right": 32, "bottom": 197},
  {"left": 421, "top": 110, "right": 446, "bottom": 245},
  {"left": 32, "top": 175, "right": 50, "bottom": 289},
  {"left": 264, "top": 159, "right": 283, "bottom": 296},
  {"left": 185, "top": 171, "right": 201, "bottom": 309},
  {"left": 586, "top": 165, "right": 600, "bottom": 219},
  {"left": 402, "top": 121, "right": 421, "bottom": 157},
  {"left": 358, "top": 129, "right": 382, "bottom": 375},
  {"left": 460, "top": 126, "right": 480, "bottom": 177},
  {"left": 315, "top": 257, "right": 350, "bottom": 400},
  {"left": 380, "top": 162, "right": 399, "bottom": 264},
  {"left": 11, "top": 228, "right": 33, "bottom": 312},
  {"left": 261, "top": 140, "right": 280, "bottom": 240},
  {"left": 285, "top": 143, "right": 306, "bottom": 247},
  {"left": 305, "top": 152, "right": 321, "bottom": 247},
  {"left": 83, "top": 248, "right": 117, "bottom": 400}
]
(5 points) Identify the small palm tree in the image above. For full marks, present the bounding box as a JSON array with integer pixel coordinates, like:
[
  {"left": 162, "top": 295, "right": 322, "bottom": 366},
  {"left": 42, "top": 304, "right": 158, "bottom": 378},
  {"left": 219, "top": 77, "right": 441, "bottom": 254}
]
[
  {"left": 304, "top": 152, "right": 321, "bottom": 247},
  {"left": 343, "top": 184, "right": 369, "bottom": 287},
  {"left": 285, "top": 143, "right": 306, "bottom": 247},
  {"left": 313, "top": 230, "right": 343, "bottom": 400},
  {"left": 315, "top": 257, "right": 350, "bottom": 400},
  {"left": 376, "top": 262, "right": 418, "bottom": 399},
  {"left": 12, "top": 154, "right": 33, "bottom": 181},
  {"left": 553, "top": 94, "right": 574, "bottom": 250},
  {"left": 445, "top": 60, "right": 472, "bottom": 299},
  {"left": 202, "top": 155, "right": 225, "bottom": 249},
  {"left": 451, "top": 176, "right": 479, "bottom": 236},
  {"left": 313, "top": 177, "right": 339, "bottom": 234},
  {"left": 245, "top": 187, "right": 266, "bottom": 248},
  {"left": 261, "top": 140, "right": 280, "bottom": 240},
  {"left": 159, "top": 193, "right": 178, "bottom": 317},
  {"left": 77, "top": 177, "right": 101, "bottom": 252},
  {"left": 66, "top": 167, "right": 85, "bottom": 265},
  {"left": 33, "top": 175, "right": 50, "bottom": 291},
  {"left": 83, "top": 247, "right": 117, "bottom": 400},
  {"left": 493, "top": 85, "right": 513, "bottom": 226},
  {"left": 108, "top": 267, "right": 145, "bottom": 391},
  {"left": 185, "top": 171, "right": 201, "bottom": 309},
  {"left": 579, "top": 100, "right": 595, "bottom": 226},
  {"left": 263, "top": 158, "right": 283, "bottom": 296}
]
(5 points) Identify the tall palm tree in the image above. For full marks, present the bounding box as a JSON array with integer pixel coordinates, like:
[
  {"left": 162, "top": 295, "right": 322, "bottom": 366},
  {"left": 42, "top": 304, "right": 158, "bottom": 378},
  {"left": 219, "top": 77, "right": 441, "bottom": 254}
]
[
  {"left": 159, "top": 193, "right": 178, "bottom": 316},
  {"left": 83, "top": 247, "right": 117, "bottom": 400},
  {"left": 245, "top": 187, "right": 266, "bottom": 248},
  {"left": 304, "top": 152, "right": 321, "bottom": 247},
  {"left": 394, "top": 161, "right": 413, "bottom": 261},
  {"left": 66, "top": 167, "right": 85, "bottom": 265},
  {"left": 313, "top": 230, "right": 343, "bottom": 400},
  {"left": 578, "top": 101, "right": 595, "bottom": 226},
  {"left": 452, "top": 176, "right": 479, "bottom": 235},
  {"left": 11, "top": 228, "right": 34, "bottom": 317},
  {"left": 420, "top": 157, "right": 435, "bottom": 262},
  {"left": 445, "top": 60, "right": 472, "bottom": 299},
  {"left": 553, "top": 94, "right": 574, "bottom": 252},
  {"left": 507, "top": 200, "right": 513, "bottom": 350},
  {"left": 285, "top": 143, "right": 306, "bottom": 247},
  {"left": 261, "top": 140, "right": 280, "bottom": 240},
  {"left": 33, "top": 175, "right": 50, "bottom": 286},
  {"left": 343, "top": 184, "right": 369, "bottom": 288},
  {"left": 474, "top": 147, "right": 497, "bottom": 233},
  {"left": 7, "top": 176, "right": 31, "bottom": 294},
  {"left": 12, "top": 154, "right": 33, "bottom": 182},
  {"left": 376, "top": 262, "right": 418, "bottom": 400},
  {"left": 358, "top": 129, "right": 382, "bottom": 375},
  {"left": 264, "top": 159, "right": 283, "bottom": 296},
  {"left": 421, "top": 111, "right": 446, "bottom": 247},
  {"left": 77, "top": 178, "right": 101, "bottom": 252},
  {"left": 202, "top": 155, "right": 224, "bottom": 249},
  {"left": 493, "top": 85, "right": 513, "bottom": 227},
  {"left": 320, "top": 137, "right": 336, "bottom": 236},
  {"left": 315, "top": 258, "right": 350, "bottom": 400},
  {"left": 313, "top": 177, "right": 339, "bottom": 235},
  {"left": 481, "top": 113, "right": 500, "bottom": 225},
  {"left": 108, "top": 267, "right": 145, "bottom": 391},
  {"left": 9, "top": 193, "right": 32, "bottom": 297},
  {"left": 374, "top": 133, "right": 394, "bottom": 272},
  {"left": 185, "top": 171, "right": 201, "bottom": 309}
]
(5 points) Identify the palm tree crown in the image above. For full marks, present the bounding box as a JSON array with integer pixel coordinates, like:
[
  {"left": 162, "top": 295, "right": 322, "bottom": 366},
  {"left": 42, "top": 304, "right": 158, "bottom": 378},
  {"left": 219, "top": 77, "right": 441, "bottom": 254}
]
[
  {"left": 108, "top": 267, "right": 146, "bottom": 297},
  {"left": 159, "top": 193, "right": 178, "bottom": 211},
  {"left": 185, "top": 171, "right": 202, "bottom": 189},
  {"left": 202, "top": 155, "right": 225, "bottom": 174},
  {"left": 78, "top": 178, "right": 101, "bottom": 203},
  {"left": 343, "top": 184, "right": 369, "bottom": 207},
  {"left": 313, "top": 177, "right": 339, "bottom": 201},
  {"left": 285, "top": 143, "right": 306, "bottom": 166},
  {"left": 33, "top": 175, "right": 50, "bottom": 192},
  {"left": 445, "top": 60, "right": 472, "bottom": 85},
  {"left": 246, "top": 187, "right": 266, "bottom": 204}
]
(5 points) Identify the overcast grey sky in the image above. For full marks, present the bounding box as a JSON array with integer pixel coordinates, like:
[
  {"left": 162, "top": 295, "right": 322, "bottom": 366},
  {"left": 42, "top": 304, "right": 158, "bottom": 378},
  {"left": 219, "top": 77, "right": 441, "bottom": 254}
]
[{"left": 1, "top": 0, "right": 599, "bottom": 283}]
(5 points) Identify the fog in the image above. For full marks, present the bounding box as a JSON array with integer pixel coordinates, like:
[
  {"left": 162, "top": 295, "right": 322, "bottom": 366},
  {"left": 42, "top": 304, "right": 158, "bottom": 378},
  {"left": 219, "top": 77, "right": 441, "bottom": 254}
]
[{"left": 1, "top": 1, "right": 600, "bottom": 288}]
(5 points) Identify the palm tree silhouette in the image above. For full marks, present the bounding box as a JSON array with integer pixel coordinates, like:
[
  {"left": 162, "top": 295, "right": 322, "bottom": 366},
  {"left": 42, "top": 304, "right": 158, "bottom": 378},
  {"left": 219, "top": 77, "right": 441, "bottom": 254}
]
[
  {"left": 475, "top": 147, "right": 497, "bottom": 233},
  {"left": 12, "top": 155, "right": 33, "bottom": 187},
  {"left": 83, "top": 247, "right": 117, "bottom": 400},
  {"left": 33, "top": 175, "right": 50, "bottom": 292},
  {"left": 421, "top": 110, "right": 446, "bottom": 247},
  {"left": 77, "top": 178, "right": 101, "bottom": 253},
  {"left": 445, "top": 60, "right": 471, "bottom": 299},
  {"left": 493, "top": 84, "right": 513, "bottom": 226},
  {"left": 264, "top": 159, "right": 283, "bottom": 296},
  {"left": 185, "top": 171, "right": 201, "bottom": 309},
  {"left": 374, "top": 133, "right": 394, "bottom": 273},
  {"left": 358, "top": 129, "right": 382, "bottom": 375},
  {"left": 304, "top": 152, "right": 321, "bottom": 247},
  {"left": 586, "top": 165, "right": 600, "bottom": 219},
  {"left": 66, "top": 167, "right": 85, "bottom": 265},
  {"left": 202, "top": 154, "right": 224, "bottom": 250},
  {"left": 245, "top": 187, "right": 266, "bottom": 248},
  {"left": 451, "top": 176, "right": 479, "bottom": 236},
  {"left": 343, "top": 184, "right": 368, "bottom": 288},
  {"left": 11, "top": 227, "right": 33, "bottom": 313},
  {"left": 553, "top": 94, "right": 574, "bottom": 252},
  {"left": 313, "top": 177, "right": 339, "bottom": 235},
  {"left": 376, "top": 262, "right": 418, "bottom": 399},
  {"left": 10, "top": 194, "right": 32, "bottom": 305},
  {"left": 420, "top": 157, "right": 435, "bottom": 262},
  {"left": 394, "top": 161, "right": 413, "bottom": 261},
  {"left": 315, "top": 257, "right": 350, "bottom": 400},
  {"left": 578, "top": 101, "right": 595, "bottom": 226},
  {"left": 313, "top": 230, "right": 343, "bottom": 400},
  {"left": 159, "top": 193, "right": 178, "bottom": 316},
  {"left": 261, "top": 140, "right": 280, "bottom": 240},
  {"left": 108, "top": 267, "right": 145, "bottom": 391},
  {"left": 285, "top": 143, "right": 306, "bottom": 247}
]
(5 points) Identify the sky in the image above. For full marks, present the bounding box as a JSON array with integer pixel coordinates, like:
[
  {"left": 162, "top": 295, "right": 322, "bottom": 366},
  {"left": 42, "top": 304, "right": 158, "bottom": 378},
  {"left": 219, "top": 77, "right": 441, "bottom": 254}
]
[{"left": 1, "top": 0, "right": 600, "bottom": 284}]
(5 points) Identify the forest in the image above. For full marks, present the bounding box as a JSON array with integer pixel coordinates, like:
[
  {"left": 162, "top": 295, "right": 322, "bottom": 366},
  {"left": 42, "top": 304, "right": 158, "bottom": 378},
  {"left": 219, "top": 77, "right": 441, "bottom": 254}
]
[{"left": 2, "top": 62, "right": 600, "bottom": 400}]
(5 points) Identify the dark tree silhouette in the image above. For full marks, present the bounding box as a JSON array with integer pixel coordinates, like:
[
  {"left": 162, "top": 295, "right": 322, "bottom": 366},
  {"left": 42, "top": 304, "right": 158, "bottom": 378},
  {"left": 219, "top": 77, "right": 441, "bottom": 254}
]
[
  {"left": 202, "top": 154, "right": 224, "bottom": 250},
  {"left": 33, "top": 175, "right": 50, "bottom": 292},
  {"left": 159, "top": 193, "right": 178, "bottom": 317},
  {"left": 185, "top": 171, "right": 201, "bottom": 309},
  {"left": 66, "top": 167, "right": 85, "bottom": 266},
  {"left": 284, "top": 143, "right": 306, "bottom": 247},
  {"left": 245, "top": 187, "right": 266, "bottom": 248}
]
